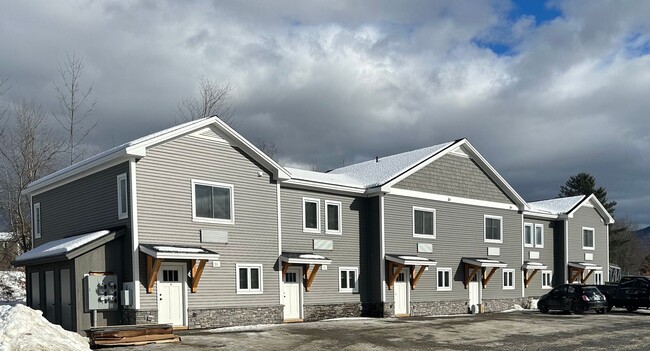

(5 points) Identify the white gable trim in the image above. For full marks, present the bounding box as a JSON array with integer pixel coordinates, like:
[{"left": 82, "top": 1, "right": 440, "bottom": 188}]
[
  {"left": 567, "top": 194, "right": 614, "bottom": 224},
  {"left": 390, "top": 188, "right": 519, "bottom": 211}
]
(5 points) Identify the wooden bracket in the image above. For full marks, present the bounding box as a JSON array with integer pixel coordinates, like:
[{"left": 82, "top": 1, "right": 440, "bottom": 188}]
[
  {"left": 464, "top": 265, "right": 480, "bottom": 288},
  {"left": 190, "top": 259, "right": 207, "bottom": 293},
  {"left": 483, "top": 267, "right": 498, "bottom": 289},
  {"left": 410, "top": 266, "right": 426, "bottom": 290},
  {"left": 570, "top": 268, "right": 583, "bottom": 283},
  {"left": 387, "top": 262, "right": 404, "bottom": 290},
  {"left": 581, "top": 270, "right": 594, "bottom": 284},
  {"left": 146, "top": 255, "right": 162, "bottom": 293},
  {"left": 305, "top": 264, "right": 321, "bottom": 292},
  {"left": 281, "top": 261, "right": 290, "bottom": 278},
  {"left": 524, "top": 269, "right": 540, "bottom": 288}
]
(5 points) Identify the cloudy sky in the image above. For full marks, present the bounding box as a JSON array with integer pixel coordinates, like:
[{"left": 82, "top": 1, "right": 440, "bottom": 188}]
[{"left": 1, "top": 1, "right": 649, "bottom": 226}]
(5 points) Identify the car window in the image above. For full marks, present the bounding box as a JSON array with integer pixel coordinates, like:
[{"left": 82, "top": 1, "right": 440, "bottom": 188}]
[
  {"left": 582, "top": 287, "right": 602, "bottom": 297},
  {"left": 621, "top": 278, "right": 635, "bottom": 288},
  {"left": 638, "top": 279, "right": 650, "bottom": 289}
]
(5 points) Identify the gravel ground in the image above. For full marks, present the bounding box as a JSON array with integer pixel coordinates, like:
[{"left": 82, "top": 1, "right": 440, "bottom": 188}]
[{"left": 110, "top": 309, "right": 650, "bottom": 351}]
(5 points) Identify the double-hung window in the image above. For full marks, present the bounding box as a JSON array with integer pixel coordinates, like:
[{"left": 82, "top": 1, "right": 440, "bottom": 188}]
[
  {"left": 117, "top": 173, "right": 128, "bottom": 219},
  {"left": 484, "top": 215, "right": 503, "bottom": 243},
  {"left": 413, "top": 207, "right": 436, "bottom": 238},
  {"left": 325, "top": 201, "right": 341, "bottom": 234},
  {"left": 437, "top": 268, "right": 452, "bottom": 291},
  {"left": 524, "top": 223, "right": 533, "bottom": 247},
  {"left": 594, "top": 271, "right": 603, "bottom": 285},
  {"left": 236, "top": 264, "right": 263, "bottom": 294},
  {"left": 503, "top": 269, "right": 515, "bottom": 289},
  {"left": 33, "top": 202, "right": 41, "bottom": 239},
  {"left": 582, "top": 227, "right": 595, "bottom": 250},
  {"left": 303, "top": 198, "right": 320, "bottom": 233},
  {"left": 534, "top": 224, "right": 544, "bottom": 248},
  {"left": 542, "top": 270, "right": 552, "bottom": 289},
  {"left": 339, "top": 267, "right": 358, "bottom": 293},
  {"left": 192, "top": 180, "right": 234, "bottom": 224}
]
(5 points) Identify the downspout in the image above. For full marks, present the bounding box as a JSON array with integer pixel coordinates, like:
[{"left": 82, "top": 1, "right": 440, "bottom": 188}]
[
  {"left": 564, "top": 220, "right": 569, "bottom": 284},
  {"left": 277, "top": 182, "right": 283, "bottom": 305},
  {"left": 129, "top": 159, "right": 141, "bottom": 310},
  {"left": 380, "top": 195, "right": 386, "bottom": 304}
]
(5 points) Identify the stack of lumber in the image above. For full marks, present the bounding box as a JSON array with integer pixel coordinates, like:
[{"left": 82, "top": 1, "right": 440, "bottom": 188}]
[{"left": 88, "top": 324, "right": 180, "bottom": 347}]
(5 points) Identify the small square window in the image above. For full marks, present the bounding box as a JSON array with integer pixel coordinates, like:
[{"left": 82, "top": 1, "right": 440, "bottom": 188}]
[
  {"left": 303, "top": 198, "right": 320, "bottom": 233},
  {"left": 582, "top": 228, "right": 595, "bottom": 250},
  {"left": 325, "top": 201, "right": 342, "bottom": 234},
  {"left": 485, "top": 215, "right": 503, "bottom": 243},
  {"left": 413, "top": 207, "right": 436, "bottom": 238},
  {"left": 524, "top": 223, "right": 533, "bottom": 247},
  {"left": 503, "top": 269, "right": 515, "bottom": 289},
  {"left": 437, "top": 268, "right": 452, "bottom": 291},
  {"left": 534, "top": 224, "right": 544, "bottom": 248},
  {"left": 542, "top": 270, "right": 552, "bottom": 289},
  {"left": 236, "top": 264, "right": 263, "bottom": 294},
  {"left": 339, "top": 267, "right": 359, "bottom": 293}
]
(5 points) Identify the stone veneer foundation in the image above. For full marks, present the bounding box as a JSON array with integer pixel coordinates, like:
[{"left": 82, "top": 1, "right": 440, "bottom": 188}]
[
  {"left": 188, "top": 305, "right": 283, "bottom": 329},
  {"left": 303, "top": 303, "right": 363, "bottom": 321}
]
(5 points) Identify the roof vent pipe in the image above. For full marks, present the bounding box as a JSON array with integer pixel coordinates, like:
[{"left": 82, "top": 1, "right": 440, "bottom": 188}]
[{"left": 375, "top": 156, "right": 379, "bottom": 163}]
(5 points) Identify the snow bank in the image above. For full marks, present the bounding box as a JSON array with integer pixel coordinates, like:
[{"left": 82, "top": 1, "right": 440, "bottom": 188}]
[
  {"left": 0, "top": 304, "right": 90, "bottom": 351},
  {"left": 0, "top": 271, "right": 25, "bottom": 303},
  {"left": 527, "top": 298, "right": 539, "bottom": 310},
  {"left": 207, "top": 324, "right": 278, "bottom": 333}
]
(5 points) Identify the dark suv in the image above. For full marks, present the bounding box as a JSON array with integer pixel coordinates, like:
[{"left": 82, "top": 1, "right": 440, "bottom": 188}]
[{"left": 538, "top": 284, "right": 608, "bottom": 314}]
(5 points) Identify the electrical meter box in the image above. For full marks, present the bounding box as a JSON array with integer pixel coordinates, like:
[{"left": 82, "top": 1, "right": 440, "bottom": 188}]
[{"left": 85, "top": 273, "right": 119, "bottom": 311}]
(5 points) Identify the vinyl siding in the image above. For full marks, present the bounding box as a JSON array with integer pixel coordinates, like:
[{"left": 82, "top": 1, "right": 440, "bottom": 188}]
[
  {"left": 394, "top": 153, "right": 515, "bottom": 205},
  {"left": 567, "top": 206, "right": 609, "bottom": 284},
  {"left": 365, "top": 196, "right": 381, "bottom": 304},
  {"left": 522, "top": 218, "right": 557, "bottom": 297},
  {"left": 383, "top": 194, "right": 523, "bottom": 303},
  {"left": 135, "top": 132, "right": 279, "bottom": 310},
  {"left": 280, "top": 187, "right": 366, "bottom": 305}
]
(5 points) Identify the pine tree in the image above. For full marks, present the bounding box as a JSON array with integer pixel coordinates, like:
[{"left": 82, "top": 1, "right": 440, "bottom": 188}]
[{"left": 558, "top": 172, "right": 616, "bottom": 215}]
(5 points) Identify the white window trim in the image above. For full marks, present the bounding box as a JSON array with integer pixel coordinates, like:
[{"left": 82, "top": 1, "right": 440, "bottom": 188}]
[
  {"left": 436, "top": 268, "right": 452, "bottom": 291},
  {"left": 412, "top": 206, "right": 436, "bottom": 239},
  {"left": 594, "top": 271, "right": 603, "bottom": 285},
  {"left": 338, "top": 267, "right": 359, "bottom": 293},
  {"left": 191, "top": 179, "right": 235, "bottom": 224},
  {"left": 484, "top": 215, "right": 503, "bottom": 244},
  {"left": 117, "top": 173, "right": 129, "bottom": 220},
  {"left": 503, "top": 269, "right": 515, "bottom": 290},
  {"left": 534, "top": 224, "right": 544, "bottom": 248},
  {"left": 582, "top": 227, "right": 595, "bottom": 250},
  {"left": 541, "top": 270, "right": 552, "bottom": 289},
  {"left": 235, "top": 264, "right": 263, "bottom": 294},
  {"left": 523, "top": 223, "right": 533, "bottom": 247},
  {"left": 325, "top": 200, "right": 342, "bottom": 235},
  {"left": 33, "top": 202, "right": 41, "bottom": 239},
  {"left": 302, "top": 197, "right": 321, "bottom": 233}
]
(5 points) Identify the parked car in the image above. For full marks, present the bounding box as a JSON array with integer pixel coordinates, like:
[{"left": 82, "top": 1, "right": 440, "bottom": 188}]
[
  {"left": 538, "top": 284, "right": 608, "bottom": 314},
  {"left": 593, "top": 276, "right": 650, "bottom": 312}
]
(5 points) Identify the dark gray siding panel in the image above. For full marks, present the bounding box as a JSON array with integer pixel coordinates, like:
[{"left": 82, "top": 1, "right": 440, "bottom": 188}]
[
  {"left": 553, "top": 221, "right": 566, "bottom": 285},
  {"left": 384, "top": 194, "right": 522, "bottom": 303},
  {"left": 567, "top": 206, "right": 609, "bottom": 284},
  {"left": 394, "top": 154, "right": 515, "bottom": 204},
  {"left": 136, "top": 133, "right": 279, "bottom": 309},
  {"left": 522, "top": 218, "right": 556, "bottom": 297},
  {"left": 280, "top": 187, "right": 366, "bottom": 305},
  {"left": 365, "top": 196, "right": 381, "bottom": 304}
]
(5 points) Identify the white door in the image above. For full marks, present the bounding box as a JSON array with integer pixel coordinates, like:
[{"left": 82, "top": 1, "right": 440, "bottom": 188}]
[
  {"left": 468, "top": 271, "right": 481, "bottom": 314},
  {"left": 394, "top": 271, "right": 409, "bottom": 316},
  {"left": 157, "top": 263, "right": 185, "bottom": 326},
  {"left": 283, "top": 267, "right": 302, "bottom": 321}
]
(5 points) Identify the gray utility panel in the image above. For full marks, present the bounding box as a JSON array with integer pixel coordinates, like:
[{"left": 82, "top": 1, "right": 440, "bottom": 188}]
[{"left": 86, "top": 273, "right": 119, "bottom": 310}]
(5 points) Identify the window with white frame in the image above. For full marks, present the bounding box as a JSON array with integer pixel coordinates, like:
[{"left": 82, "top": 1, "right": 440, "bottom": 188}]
[
  {"left": 594, "top": 271, "right": 603, "bottom": 285},
  {"left": 524, "top": 223, "right": 533, "bottom": 247},
  {"left": 503, "top": 269, "right": 515, "bottom": 289},
  {"left": 339, "top": 267, "right": 358, "bottom": 292},
  {"left": 236, "top": 264, "right": 263, "bottom": 294},
  {"left": 534, "top": 224, "right": 544, "bottom": 248},
  {"left": 582, "top": 227, "right": 595, "bottom": 250},
  {"left": 303, "top": 198, "right": 320, "bottom": 233},
  {"left": 484, "top": 215, "right": 503, "bottom": 243},
  {"left": 413, "top": 207, "right": 436, "bottom": 238},
  {"left": 33, "top": 202, "right": 41, "bottom": 239},
  {"left": 325, "top": 201, "right": 342, "bottom": 234},
  {"left": 437, "top": 268, "right": 452, "bottom": 291},
  {"left": 542, "top": 270, "right": 552, "bottom": 289},
  {"left": 192, "top": 180, "right": 234, "bottom": 223},
  {"left": 117, "top": 173, "right": 128, "bottom": 219}
]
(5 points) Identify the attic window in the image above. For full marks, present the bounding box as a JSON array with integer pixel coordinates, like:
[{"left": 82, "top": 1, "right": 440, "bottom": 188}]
[{"left": 192, "top": 180, "right": 234, "bottom": 224}]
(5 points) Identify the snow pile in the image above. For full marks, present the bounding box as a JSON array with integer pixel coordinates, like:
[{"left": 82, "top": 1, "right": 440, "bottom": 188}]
[
  {"left": 208, "top": 324, "right": 278, "bottom": 333},
  {"left": 0, "top": 304, "right": 90, "bottom": 351},
  {"left": 0, "top": 271, "right": 25, "bottom": 303},
  {"left": 526, "top": 298, "right": 539, "bottom": 310},
  {"left": 501, "top": 305, "right": 525, "bottom": 313}
]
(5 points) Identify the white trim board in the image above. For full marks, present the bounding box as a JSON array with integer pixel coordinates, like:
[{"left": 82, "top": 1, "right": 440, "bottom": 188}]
[{"left": 389, "top": 188, "right": 518, "bottom": 211}]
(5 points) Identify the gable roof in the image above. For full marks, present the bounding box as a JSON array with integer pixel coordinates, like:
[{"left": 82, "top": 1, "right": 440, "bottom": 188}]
[
  {"left": 24, "top": 116, "right": 290, "bottom": 195},
  {"left": 527, "top": 194, "right": 614, "bottom": 224}
]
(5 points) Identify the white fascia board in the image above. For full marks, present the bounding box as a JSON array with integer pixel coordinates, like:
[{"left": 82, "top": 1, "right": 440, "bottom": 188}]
[
  {"left": 281, "top": 257, "right": 333, "bottom": 265},
  {"left": 281, "top": 179, "right": 367, "bottom": 195},
  {"left": 390, "top": 188, "right": 519, "bottom": 211},
  {"left": 522, "top": 211, "right": 560, "bottom": 220},
  {"left": 140, "top": 245, "right": 220, "bottom": 261},
  {"left": 567, "top": 194, "right": 615, "bottom": 224}
]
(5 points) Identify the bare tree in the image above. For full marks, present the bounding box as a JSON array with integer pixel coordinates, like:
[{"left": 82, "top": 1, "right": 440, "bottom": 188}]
[
  {"left": 254, "top": 138, "right": 279, "bottom": 161},
  {"left": 0, "top": 99, "right": 62, "bottom": 256},
  {"left": 610, "top": 217, "right": 646, "bottom": 275},
  {"left": 54, "top": 51, "right": 97, "bottom": 165},
  {"left": 172, "top": 78, "right": 234, "bottom": 124}
]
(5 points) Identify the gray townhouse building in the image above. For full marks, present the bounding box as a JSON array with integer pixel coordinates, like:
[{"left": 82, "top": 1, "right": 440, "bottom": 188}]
[{"left": 12, "top": 116, "right": 614, "bottom": 333}]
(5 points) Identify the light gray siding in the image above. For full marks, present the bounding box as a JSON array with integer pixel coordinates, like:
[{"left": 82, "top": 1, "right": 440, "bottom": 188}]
[
  {"left": 135, "top": 133, "right": 279, "bottom": 310},
  {"left": 394, "top": 154, "right": 515, "bottom": 205},
  {"left": 383, "top": 194, "right": 523, "bottom": 303},
  {"left": 522, "top": 218, "right": 556, "bottom": 297},
  {"left": 567, "top": 206, "right": 609, "bottom": 284},
  {"left": 280, "top": 187, "right": 366, "bottom": 305}
]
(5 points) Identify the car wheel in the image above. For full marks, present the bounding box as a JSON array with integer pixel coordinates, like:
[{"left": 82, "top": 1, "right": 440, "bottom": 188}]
[
  {"left": 606, "top": 302, "right": 613, "bottom": 313},
  {"left": 571, "top": 303, "right": 585, "bottom": 314},
  {"left": 626, "top": 305, "right": 639, "bottom": 312},
  {"left": 538, "top": 301, "right": 549, "bottom": 314},
  {"left": 596, "top": 308, "right": 606, "bottom": 314}
]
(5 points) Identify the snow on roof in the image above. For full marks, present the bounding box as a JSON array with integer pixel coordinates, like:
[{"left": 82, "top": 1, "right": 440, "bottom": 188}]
[
  {"left": 288, "top": 142, "right": 455, "bottom": 189},
  {"left": 13, "top": 230, "right": 111, "bottom": 263},
  {"left": 528, "top": 195, "right": 585, "bottom": 214},
  {"left": 299, "top": 254, "right": 326, "bottom": 260},
  {"left": 153, "top": 246, "right": 207, "bottom": 253}
]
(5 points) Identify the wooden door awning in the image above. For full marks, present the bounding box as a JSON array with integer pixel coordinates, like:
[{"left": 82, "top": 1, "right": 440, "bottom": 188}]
[
  {"left": 385, "top": 254, "right": 437, "bottom": 290},
  {"left": 140, "top": 244, "right": 220, "bottom": 293},
  {"left": 280, "top": 252, "right": 332, "bottom": 292},
  {"left": 568, "top": 262, "right": 602, "bottom": 284},
  {"left": 462, "top": 258, "right": 507, "bottom": 289},
  {"left": 522, "top": 262, "right": 548, "bottom": 288}
]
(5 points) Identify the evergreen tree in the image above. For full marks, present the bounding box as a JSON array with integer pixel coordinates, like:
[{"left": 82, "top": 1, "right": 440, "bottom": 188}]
[{"left": 558, "top": 172, "right": 617, "bottom": 215}]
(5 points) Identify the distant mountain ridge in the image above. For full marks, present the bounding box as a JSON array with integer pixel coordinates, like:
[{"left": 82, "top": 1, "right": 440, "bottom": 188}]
[{"left": 636, "top": 226, "right": 650, "bottom": 251}]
